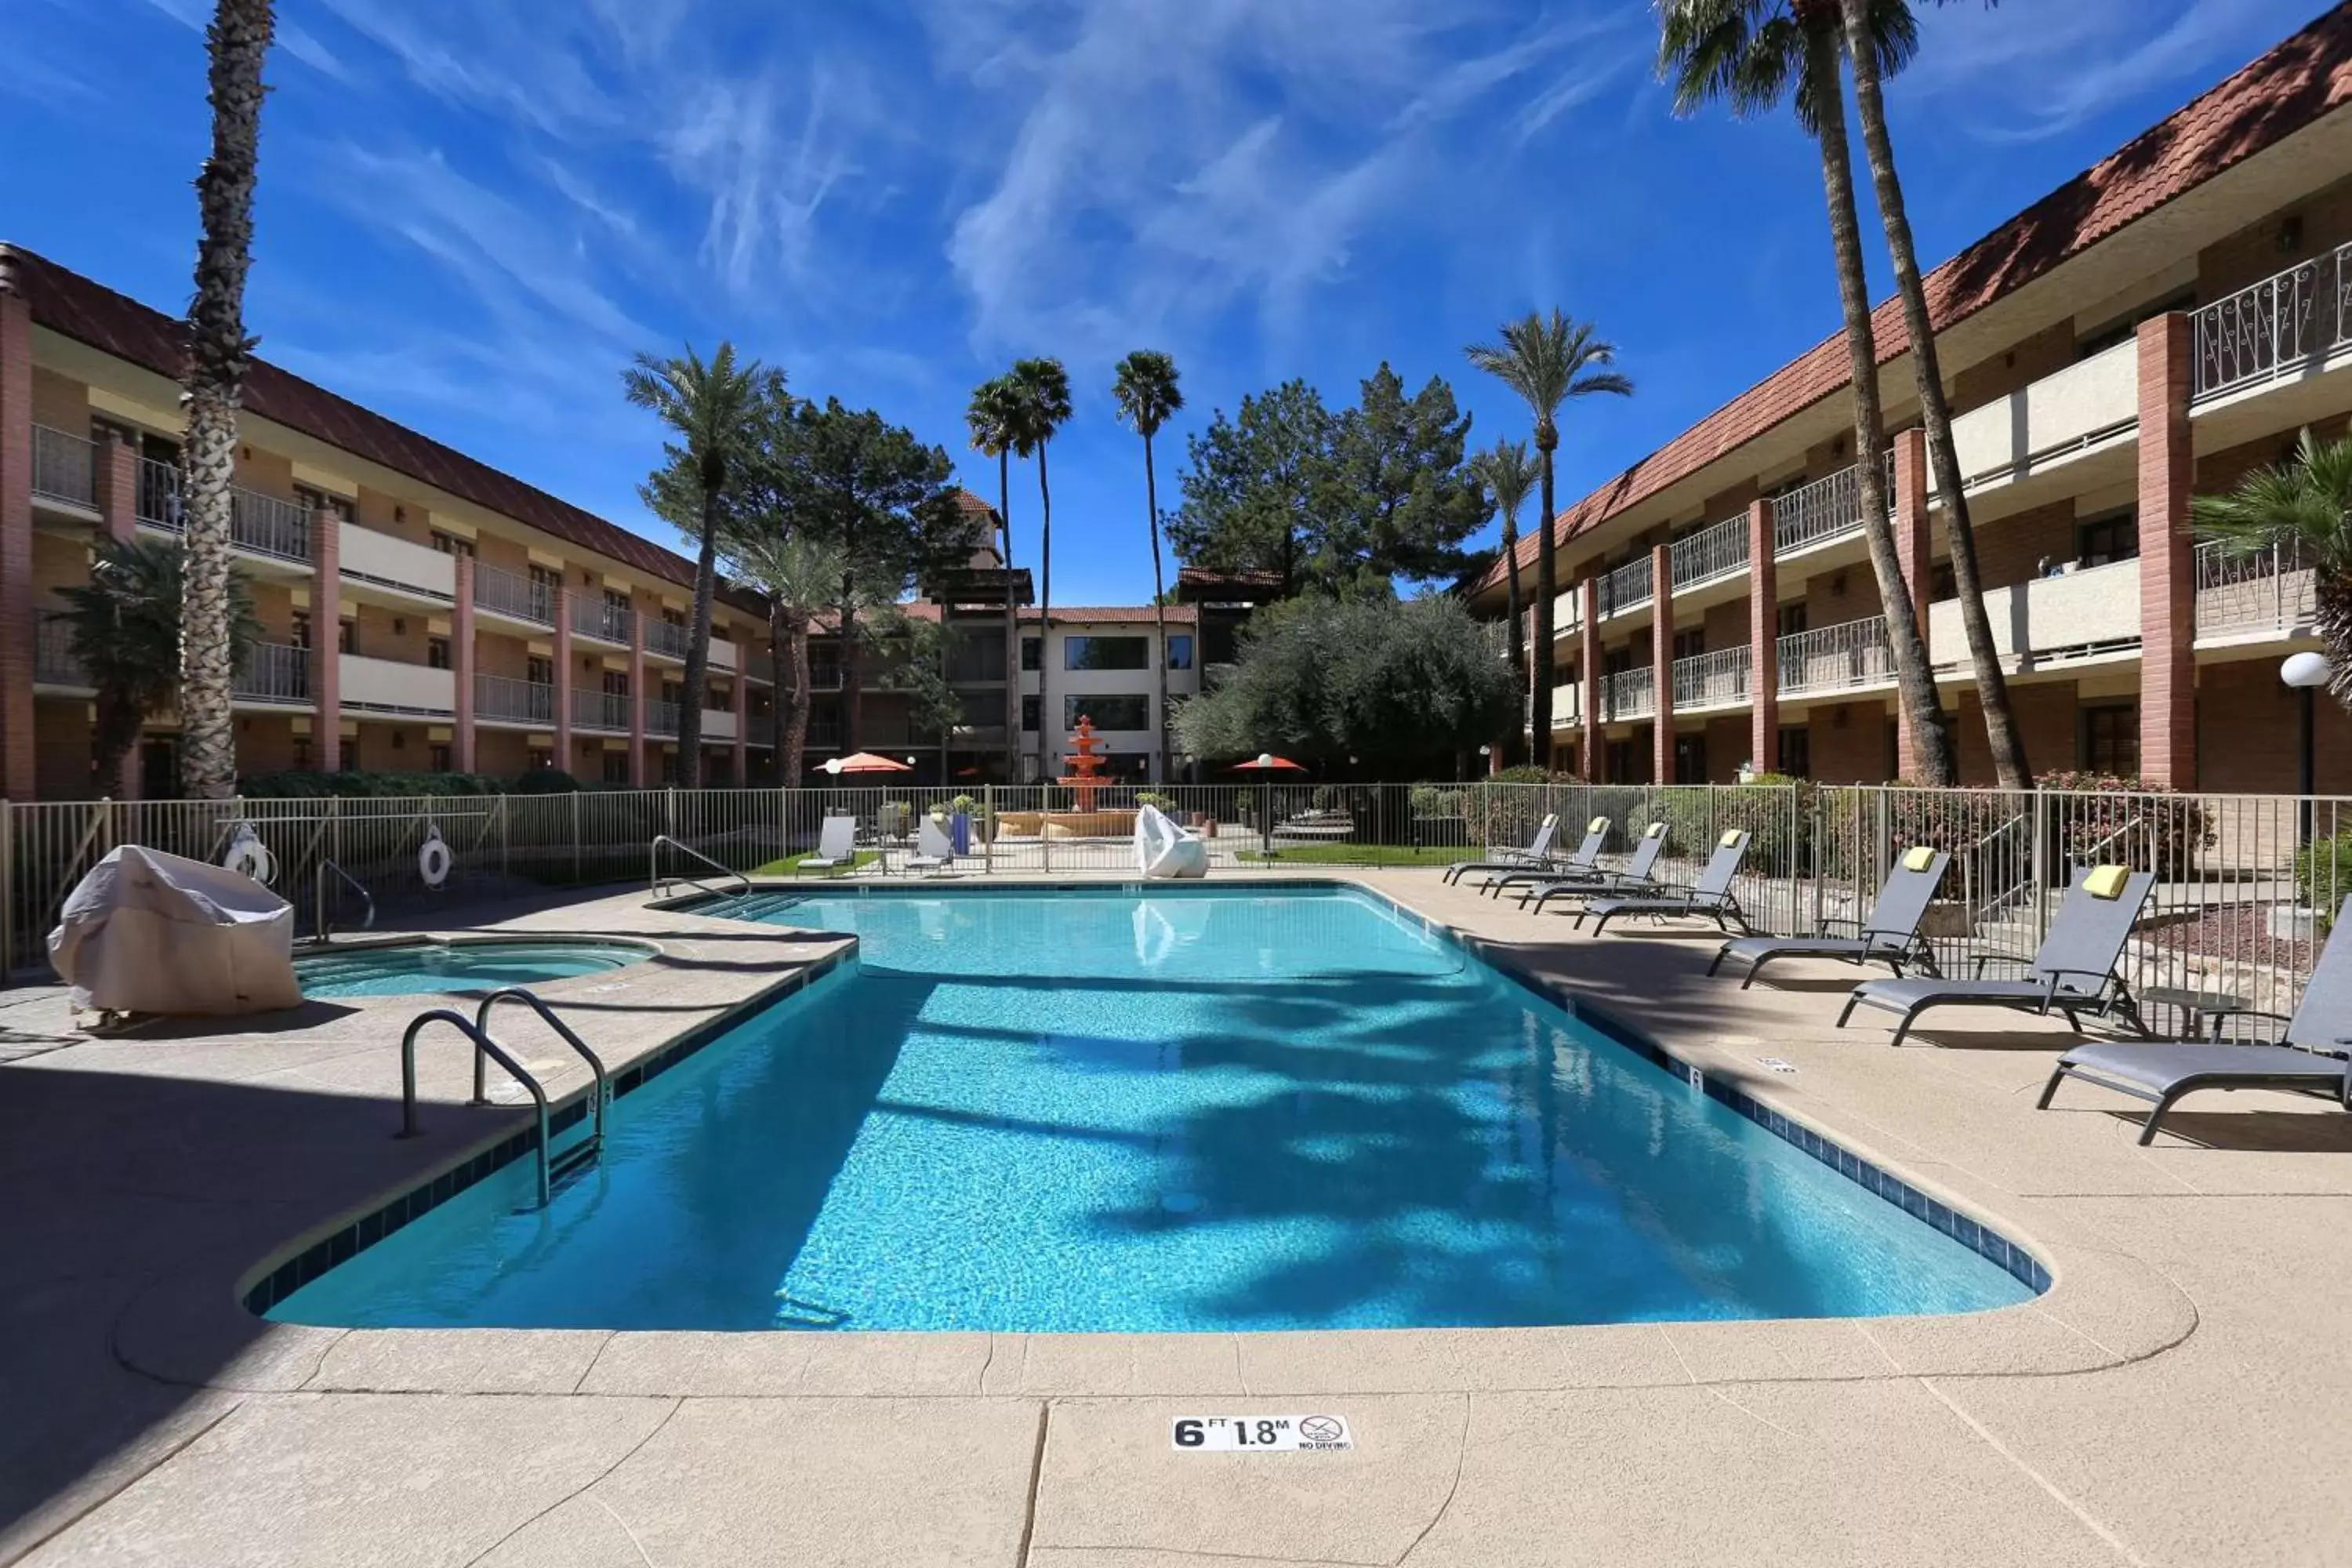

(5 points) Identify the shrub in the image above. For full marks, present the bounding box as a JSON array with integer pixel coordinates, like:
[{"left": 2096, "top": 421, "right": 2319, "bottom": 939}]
[
  {"left": 2296, "top": 829, "right": 2352, "bottom": 925},
  {"left": 512, "top": 768, "right": 581, "bottom": 795},
  {"left": 2034, "top": 771, "right": 2212, "bottom": 877},
  {"left": 1410, "top": 785, "right": 1467, "bottom": 819},
  {"left": 238, "top": 769, "right": 506, "bottom": 800}
]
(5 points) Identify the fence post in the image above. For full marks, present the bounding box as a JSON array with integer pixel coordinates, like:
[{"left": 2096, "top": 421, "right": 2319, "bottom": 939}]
[
  {"left": 497, "top": 795, "right": 510, "bottom": 880},
  {"left": 2031, "top": 786, "right": 2053, "bottom": 946},
  {"left": 982, "top": 785, "right": 994, "bottom": 874},
  {"left": 1041, "top": 786, "right": 1052, "bottom": 876},
  {"left": 571, "top": 792, "right": 582, "bottom": 885}
]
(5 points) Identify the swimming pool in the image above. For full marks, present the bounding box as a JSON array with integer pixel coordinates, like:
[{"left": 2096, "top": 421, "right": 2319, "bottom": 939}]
[
  {"left": 268, "top": 886, "right": 2035, "bottom": 1331},
  {"left": 293, "top": 938, "right": 652, "bottom": 998}
]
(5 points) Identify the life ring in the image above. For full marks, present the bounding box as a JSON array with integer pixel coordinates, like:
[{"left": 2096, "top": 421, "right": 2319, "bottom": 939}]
[
  {"left": 417, "top": 832, "right": 453, "bottom": 888},
  {"left": 222, "top": 824, "right": 275, "bottom": 884}
]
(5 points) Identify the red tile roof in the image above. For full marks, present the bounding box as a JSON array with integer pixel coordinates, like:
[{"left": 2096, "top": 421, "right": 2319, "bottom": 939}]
[
  {"left": 1020, "top": 605, "right": 1200, "bottom": 624},
  {"left": 1475, "top": 2, "right": 2352, "bottom": 593}
]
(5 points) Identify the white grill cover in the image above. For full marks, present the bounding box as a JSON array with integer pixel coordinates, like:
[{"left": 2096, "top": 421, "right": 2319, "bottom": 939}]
[
  {"left": 48, "top": 845, "right": 302, "bottom": 1015},
  {"left": 1134, "top": 804, "right": 1209, "bottom": 880}
]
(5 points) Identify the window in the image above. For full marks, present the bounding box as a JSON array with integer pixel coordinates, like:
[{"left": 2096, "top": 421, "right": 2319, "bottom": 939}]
[
  {"left": 1777, "top": 724, "right": 1811, "bottom": 779},
  {"left": 2080, "top": 702, "right": 2140, "bottom": 776},
  {"left": 1776, "top": 603, "right": 1809, "bottom": 639},
  {"left": 1063, "top": 635, "right": 1149, "bottom": 671},
  {"left": 291, "top": 611, "right": 312, "bottom": 651},
  {"left": 426, "top": 636, "right": 451, "bottom": 670},
  {"left": 428, "top": 742, "right": 452, "bottom": 771},
  {"left": 293, "top": 485, "right": 354, "bottom": 521},
  {"left": 527, "top": 655, "right": 554, "bottom": 686},
  {"left": 603, "top": 670, "right": 630, "bottom": 697},
  {"left": 1069, "top": 695, "right": 1150, "bottom": 731},
  {"left": 1021, "top": 695, "right": 1040, "bottom": 732},
  {"left": 1167, "top": 633, "right": 1195, "bottom": 671},
  {"left": 2077, "top": 510, "right": 2138, "bottom": 567},
  {"left": 601, "top": 750, "right": 630, "bottom": 785},
  {"left": 1932, "top": 561, "right": 1958, "bottom": 601},
  {"left": 292, "top": 736, "right": 312, "bottom": 771},
  {"left": 430, "top": 531, "right": 474, "bottom": 557},
  {"left": 1673, "top": 734, "right": 1708, "bottom": 786},
  {"left": 1605, "top": 739, "right": 1636, "bottom": 785},
  {"left": 1671, "top": 629, "right": 1705, "bottom": 660},
  {"left": 659, "top": 751, "right": 677, "bottom": 785},
  {"left": 338, "top": 618, "right": 356, "bottom": 655},
  {"left": 528, "top": 747, "right": 552, "bottom": 771}
]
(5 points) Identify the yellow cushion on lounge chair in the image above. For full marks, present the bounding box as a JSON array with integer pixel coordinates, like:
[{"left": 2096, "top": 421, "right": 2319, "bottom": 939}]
[
  {"left": 1588, "top": 816, "right": 1608, "bottom": 834},
  {"left": 1644, "top": 822, "right": 1667, "bottom": 838},
  {"left": 1902, "top": 846, "right": 1937, "bottom": 872},
  {"left": 1719, "top": 829, "right": 1742, "bottom": 848},
  {"left": 2082, "top": 865, "right": 2130, "bottom": 900}
]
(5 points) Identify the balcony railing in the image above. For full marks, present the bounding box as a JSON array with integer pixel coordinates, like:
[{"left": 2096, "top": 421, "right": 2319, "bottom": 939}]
[
  {"left": 1598, "top": 556, "right": 1653, "bottom": 617},
  {"left": 572, "top": 597, "right": 634, "bottom": 645},
  {"left": 1771, "top": 452, "right": 1896, "bottom": 557},
  {"left": 646, "top": 699, "right": 682, "bottom": 738},
  {"left": 1672, "top": 645, "right": 1753, "bottom": 710},
  {"left": 646, "top": 619, "right": 691, "bottom": 659},
  {"left": 234, "top": 642, "right": 310, "bottom": 704},
  {"left": 1927, "top": 560, "right": 2140, "bottom": 667},
  {"left": 804, "top": 655, "right": 844, "bottom": 692},
  {"left": 31, "top": 424, "right": 96, "bottom": 508},
  {"left": 1777, "top": 615, "right": 1894, "bottom": 697},
  {"left": 2192, "top": 243, "right": 2352, "bottom": 401},
  {"left": 134, "top": 463, "right": 312, "bottom": 563},
  {"left": 1601, "top": 666, "right": 1654, "bottom": 722},
  {"left": 2193, "top": 538, "right": 2316, "bottom": 643},
  {"left": 35, "top": 616, "right": 85, "bottom": 685},
  {"left": 476, "top": 673, "right": 555, "bottom": 725},
  {"left": 136, "top": 457, "right": 180, "bottom": 527},
  {"left": 471, "top": 563, "right": 554, "bottom": 626},
  {"left": 1545, "top": 681, "right": 1581, "bottom": 730},
  {"left": 572, "top": 688, "right": 631, "bottom": 731},
  {"left": 1669, "top": 515, "right": 1748, "bottom": 591}
]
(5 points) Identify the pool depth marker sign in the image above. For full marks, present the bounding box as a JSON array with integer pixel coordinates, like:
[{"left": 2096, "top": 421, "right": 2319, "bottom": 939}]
[{"left": 1171, "top": 1415, "right": 1353, "bottom": 1453}]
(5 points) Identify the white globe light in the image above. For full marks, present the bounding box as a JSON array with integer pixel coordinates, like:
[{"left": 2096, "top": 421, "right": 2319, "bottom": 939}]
[
  {"left": 822, "top": 757, "right": 843, "bottom": 775},
  {"left": 2282, "top": 652, "right": 2331, "bottom": 690},
  {"left": 1257, "top": 752, "right": 1274, "bottom": 768}
]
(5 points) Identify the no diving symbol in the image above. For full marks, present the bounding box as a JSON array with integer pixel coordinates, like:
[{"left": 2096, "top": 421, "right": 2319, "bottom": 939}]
[{"left": 1298, "top": 1416, "right": 1344, "bottom": 1443}]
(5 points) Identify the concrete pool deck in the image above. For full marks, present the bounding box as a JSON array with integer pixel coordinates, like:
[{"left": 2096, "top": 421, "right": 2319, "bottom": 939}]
[{"left": 2, "top": 869, "right": 2348, "bottom": 1566}]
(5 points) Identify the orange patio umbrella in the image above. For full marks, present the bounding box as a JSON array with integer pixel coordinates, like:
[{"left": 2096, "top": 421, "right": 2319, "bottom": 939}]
[
  {"left": 813, "top": 753, "right": 913, "bottom": 775},
  {"left": 1231, "top": 753, "right": 1308, "bottom": 771}
]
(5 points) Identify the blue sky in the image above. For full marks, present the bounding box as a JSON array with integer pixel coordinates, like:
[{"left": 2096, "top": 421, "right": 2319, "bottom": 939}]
[{"left": 3, "top": 0, "right": 2330, "bottom": 603}]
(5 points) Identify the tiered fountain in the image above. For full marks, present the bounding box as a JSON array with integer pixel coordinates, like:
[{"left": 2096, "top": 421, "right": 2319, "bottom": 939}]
[
  {"left": 1058, "top": 714, "right": 1111, "bottom": 811},
  {"left": 1032, "top": 714, "right": 1127, "bottom": 838}
]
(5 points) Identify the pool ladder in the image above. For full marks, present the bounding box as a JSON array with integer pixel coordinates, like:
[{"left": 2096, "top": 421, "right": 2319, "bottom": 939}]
[
  {"left": 649, "top": 834, "right": 752, "bottom": 901},
  {"left": 397, "top": 986, "right": 609, "bottom": 1208}
]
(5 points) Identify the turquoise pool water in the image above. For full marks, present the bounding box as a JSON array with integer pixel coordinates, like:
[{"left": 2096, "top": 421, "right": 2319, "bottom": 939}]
[
  {"left": 294, "top": 939, "right": 647, "bottom": 998},
  {"left": 270, "top": 887, "right": 2034, "bottom": 1331}
]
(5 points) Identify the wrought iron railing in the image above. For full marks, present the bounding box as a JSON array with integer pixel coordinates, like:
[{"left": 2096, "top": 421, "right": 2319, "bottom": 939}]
[
  {"left": 1777, "top": 615, "right": 1894, "bottom": 696},
  {"left": 1669, "top": 515, "right": 1748, "bottom": 590},
  {"left": 1598, "top": 556, "right": 1653, "bottom": 617},
  {"left": 2192, "top": 538, "right": 2317, "bottom": 642},
  {"left": 2191, "top": 243, "right": 2352, "bottom": 401},
  {"left": 1602, "top": 666, "right": 1655, "bottom": 721},
  {"left": 472, "top": 562, "right": 554, "bottom": 626},
  {"left": 1771, "top": 452, "right": 1896, "bottom": 556},
  {"left": 233, "top": 642, "right": 310, "bottom": 703},
  {"left": 136, "top": 457, "right": 180, "bottom": 526},
  {"left": 31, "top": 425, "right": 96, "bottom": 507},
  {"left": 572, "top": 689, "right": 631, "bottom": 731},
  {"left": 476, "top": 673, "right": 555, "bottom": 725},
  {"left": 646, "top": 619, "right": 691, "bottom": 659},
  {"left": 136, "top": 464, "right": 314, "bottom": 563},
  {"left": 646, "top": 699, "right": 682, "bottom": 738},
  {"left": 1671, "top": 645, "right": 1752, "bottom": 710},
  {"left": 571, "top": 597, "right": 634, "bottom": 644}
]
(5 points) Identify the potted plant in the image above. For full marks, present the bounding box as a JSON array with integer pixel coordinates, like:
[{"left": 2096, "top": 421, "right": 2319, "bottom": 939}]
[{"left": 949, "top": 793, "right": 978, "bottom": 854}]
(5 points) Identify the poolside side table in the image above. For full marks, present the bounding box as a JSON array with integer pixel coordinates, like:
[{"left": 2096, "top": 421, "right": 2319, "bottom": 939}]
[{"left": 2138, "top": 985, "right": 2248, "bottom": 1041}]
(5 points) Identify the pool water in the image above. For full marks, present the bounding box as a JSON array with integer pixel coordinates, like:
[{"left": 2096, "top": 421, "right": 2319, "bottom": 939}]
[
  {"left": 270, "top": 887, "right": 2034, "bottom": 1331},
  {"left": 293, "top": 939, "right": 647, "bottom": 998}
]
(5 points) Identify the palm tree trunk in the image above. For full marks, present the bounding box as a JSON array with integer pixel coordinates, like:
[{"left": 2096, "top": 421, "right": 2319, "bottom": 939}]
[
  {"left": 1530, "top": 439, "right": 1557, "bottom": 768},
  {"left": 1503, "top": 519, "right": 1526, "bottom": 765},
  {"left": 1804, "top": 20, "right": 1955, "bottom": 786},
  {"left": 1842, "top": 0, "right": 2030, "bottom": 789},
  {"left": 179, "top": 0, "right": 274, "bottom": 800},
  {"left": 997, "top": 449, "right": 1018, "bottom": 782},
  {"left": 778, "top": 608, "right": 811, "bottom": 786},
  {"left": 1034, "top": 441, "right": 1054, "bottom": 786},
  {"left": 1145, "top": 430, "right": 1173, "bottom": 784},
  {"left": 677, "top": 482, "right": 718, "bottom": 789}
]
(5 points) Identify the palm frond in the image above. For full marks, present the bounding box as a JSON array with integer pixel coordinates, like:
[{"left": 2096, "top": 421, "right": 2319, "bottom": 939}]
[{"left": 2190, "top": 428, "right": 2352, "bottom": 575}]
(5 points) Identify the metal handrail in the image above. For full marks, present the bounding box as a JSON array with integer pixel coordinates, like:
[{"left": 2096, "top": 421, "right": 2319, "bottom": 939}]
[
  {"left": 2078, "top": 815, "right": 2147, "bottom": 863},
  {"left": 650, "top": 833, "right": 751, "bottom": 899},
  {"left": 314, "top": 858, "right": 375, "bottom": 942},
  {"left": 398, "top": 1010, "right": 551, "bottom": 1208},
  {"left": 470, "top": 988, "right": 609, "bottom": 1160}
]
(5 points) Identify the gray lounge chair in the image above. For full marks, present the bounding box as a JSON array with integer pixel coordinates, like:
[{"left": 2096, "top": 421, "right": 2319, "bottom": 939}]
[
  {"left": 1709, "top": 846, "right": 1951, "bottom": 989},
  {"left": 1515, "top": 822, "right": 1671, "bottom": 912},
  {"left": 1578, "top": 829, "right": 1752, "bottom": 935},
  {"left": 796, "top": 814, "right": 860, "bottom": 877},
  {"left": 1443, "top": 813, "right": 1573, "bottom": 887},
  {"left": 1837, "top": 864, "right": 2154, "bottom": 1047},
  {"left": 2038, "top": 894, "right": 2352, "bottom": 1145},
  {"left": 1476, "top": 817, "right": 1615, "bottom": 898}
]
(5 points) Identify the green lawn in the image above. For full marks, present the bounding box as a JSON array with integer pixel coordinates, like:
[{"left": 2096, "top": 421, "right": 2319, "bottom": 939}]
[
  {"left": 751, "top": 849, "right": 884, "bottom": 877},
  {"left": 1234, "top": 844, "right": 1470, "bottom": 866}
]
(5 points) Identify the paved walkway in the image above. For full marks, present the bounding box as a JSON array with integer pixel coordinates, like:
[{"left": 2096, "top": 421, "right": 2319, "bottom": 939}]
[{"left": 3, "top": 871, "right": 2348, "bottom": 1566}]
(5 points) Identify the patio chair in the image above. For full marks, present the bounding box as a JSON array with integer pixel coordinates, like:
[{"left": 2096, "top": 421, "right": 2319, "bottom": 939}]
[
  {"left": 796, "top": 814, "right": 859, "bottom": 877},
  {"left": 1578, "top": 829, "right": 1753, "bottom": 935},
  {"left": 1708, "top": 846, "right": 1951, "bottom": 989},
  {"left": 1473, "top": 818, "right": 1614, "bottom": 898},
  {"left": 1836, "top": 864, "right": 2154, "bottom": 1047},
  {"left": 906, "top": 815, "right": 958, "bottom": 877},
  {"left": 1442, "top": 813, "right": 1570, "bottom": 887},
  {"left": 2038, "top": 894, "right": 2352, "bottom": 1145},
  {"left": 1514, "top": 822, "right": 1671, "bottom": 912}
]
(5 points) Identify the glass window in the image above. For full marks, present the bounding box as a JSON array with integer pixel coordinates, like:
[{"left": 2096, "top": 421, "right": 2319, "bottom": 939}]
[
  {"left": 1167, "top": 633, "right": 1195, "bottom": 671},
  {"left": 2077, "top": 510, "right": 2139, "bottom": 567},
  {"left": 1671, "top": 629, "right": 1705, "bottom": 660},
  {"left": 428, "top": 742, "right": 452, "bottom": 771},
  {"left": 427, "top": 636, "right": 451, "bottom": 670},
  {"left": 1021, "top": 695, "right": 1040, "bottom": 732},
  {"left": 527, "top": 655, "right": 553, "bottom": 685},
  {"left": 1021, "top": 637, "right": 1041, "bottom": 672},
  {"left": 1776, "top": 604, "right": 1809, "bottom": 639},
  {"left": 1063, "top": 635, "right": 1149, "bottom": 671},
  {"left": 430, "top": 531, "right": 474, "bottom": 557},
  {"left": 2080, "top": 703, "right": 2140, "bottom": 776},
  {"left": 291, "top": 610, "right": 312, "bottom": 651},
  {"left": 337, "top": 619, "right": 356, "bottom": 655},
  {"left": 1066, "top": 694, "right": 1150, "bottom": 731},
  {"left": 601, "top": 750, "right": 630, "bottom": 785},
  {"left": 1777, "top": 724, "right": 1810, "bottom": 779}
]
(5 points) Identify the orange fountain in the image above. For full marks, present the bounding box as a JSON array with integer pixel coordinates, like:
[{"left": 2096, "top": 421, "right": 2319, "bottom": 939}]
[{"left": 1057, "top": 714, "right": 1112, "bottom": 810}]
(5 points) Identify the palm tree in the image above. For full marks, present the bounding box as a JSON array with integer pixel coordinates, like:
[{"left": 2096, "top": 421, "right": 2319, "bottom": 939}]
[
  {"left": 1112, "top": 350, "right": 1185, "bottom": 783},
  {"left": 1839, "top": 0, "right": 2029, "bottom": 787},
  {"left": 1656, "top": 0, "right": 1957, "bottom": 784},
  {"left": 623, "top": 343, "right": 781, "bottom": 789},
  {"left": 2194, "top": 430, "right": 2351, "bottom": 705},
  {"left": 1465, "top": 310, "right": 1632, "bottom": 764},
  {"left": 1471, "top": 437, "right": 1540, "bottom": 762},
  {"left": 726, "top": 530, "right": 853, "bottom": 784},
  {"left": 56, "top": 537, "right": 259, "bottom": 795},
  {"left": 178, "top": 0, "right": 275, "bottom": 800},
  {"left": 1005, "top": 358, "right": 1073, "bottom": 784},
  {"left": 966, "top": 374, "right": 1032, "bottom": 781}
]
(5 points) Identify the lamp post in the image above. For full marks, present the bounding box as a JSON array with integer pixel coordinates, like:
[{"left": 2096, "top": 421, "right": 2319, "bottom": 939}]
[{"left": 2282, "top": 652, "right": 2328, "bottom": 846}]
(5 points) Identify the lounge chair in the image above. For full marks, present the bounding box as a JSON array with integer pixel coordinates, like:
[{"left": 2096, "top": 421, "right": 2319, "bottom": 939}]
[
  {"left": 1443, "top": 812, "right": 1571, "bottom": 887},
  {"left": 1578, "top": 829, "right": 1752, "bottom": 935},
  {"left": 1836, "top": 864, "right": 2154, "bottom": 1047},
  {"left": 2038, "top": 894, "right": 2352, "bottom": 1145},
  {"left": 906, "top": 815, "right": 957, "bottom": 877},
  {"left": 1477, "top": 818, "right": 1614, "bottom": 898},
  {"left": 796, "top": 814, "right": 860, "bottom": 877},
  {"left": 1514, "top": 822, "right": 1671, "bottom": 912},
  {"left": 1709, "top": 846, "right": 1951, "bottom": 989}
]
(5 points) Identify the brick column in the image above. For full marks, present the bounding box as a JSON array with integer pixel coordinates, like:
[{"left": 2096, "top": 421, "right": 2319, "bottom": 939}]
[
  {"left": 451, "top": 554, "right": 477, "bottom": 774},
  {"left": 1748, "top": 499, "right": 1779, "bottom": 775},
  {"left": 1579, "top": 578, "right": 1602, "bottom": 782},
  {"left": 553, "top": 587, "right": 575, "bottom": 773},
  {"left": 93, "top": 434, "right": 139, "bottom": 545},
  {"left": 2137, "top": 314, "right": 2196, "bottom": 788},
  {"left": 1892, "top": 427, "right": 1936, "bottom": 782},
  {"left": 308, "top": 510, "right": 341, "bottom": 774},
  {"left": 731, "top": 659, "right": 748, "bottom": 786},
  {"left": 0, "top": 282, "right": 35, "bottom": 800},
  {"left": 627, "top": 611, "right": 648, "bottom": 787},
  {"left": 1650, "top": 543, "right": 1675, "bottom": 785}
]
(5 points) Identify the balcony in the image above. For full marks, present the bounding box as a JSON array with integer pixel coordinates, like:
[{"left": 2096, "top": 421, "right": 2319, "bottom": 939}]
[
  {"left": 572, "top": 688, "right": 630, "bottom": 733},
  {"left": 339, "top": 520, "right": 455, "bottom": 603},
  {"left": 1928, "top": 559, "right": 2140, "bottom": 670},
  {"left": 235, "top": 642, "right": 310, "bottom": 705},
  {"left": 1672, "top": 646, "right": 1753, "bottom": 712},
  {"left": 476, "top": 673, "right": 555, "bottom": 727},
  {"left": 1944, "top": 340, "right": 2136, "bottom": 493},
  {"left": 35, "top": 616, "right": 85, "bottom": 686},
  {"left": 646, "top": 619, "right": 691, "bottom": 661},
  {"left": 705, "top": 709, "right": 738, "bottom": 742},
  {"left": 472, "top": 562, "right": 555, "bottom": 627},
  {"left": 1777, "top": 615, "right": 1893, "bottom": 698},
  {"left": 2194, "top": 539, "right": 2316, "bottom": 644},
  {"left": 1668, "top": 514, "right": 1749, "bottom": 593},
  {"left": 645, "top": 699, "right": 681, "bottom": 738},
  {"left": 1772, "top": 453, "right": 1895, "bottom": 557},
  {"left": 710, "top": 637, "right": 740, "bottom": 673},
  {"left": 1597, "top": 556, "right": 1653, "bottom": 619},
  {"left": 1601, "top": 666, "right": 1654, "bottom": 723},
  {"left": 571, "top": 597, "right": 633, "bottom": 646},
  {"left": 339, "top": 653, "right": 452, "bottom": 716},
  {"left": 135, "top": 462, "right": 312, "bottom": 564},
  {"left": 31, "top": 425, "right": 96, "bottom": 511},
  {"left": 1545, "top": 681, "right": 1581, "bottom": 731},
  {"left": 2193, "top": 242, "right": 2352, "bottom": 402}
]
